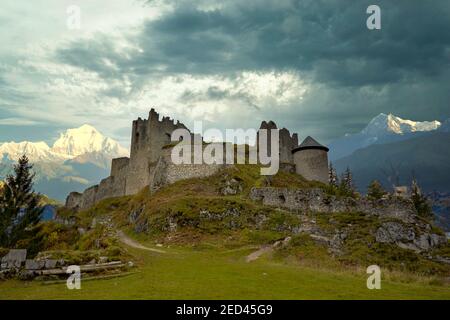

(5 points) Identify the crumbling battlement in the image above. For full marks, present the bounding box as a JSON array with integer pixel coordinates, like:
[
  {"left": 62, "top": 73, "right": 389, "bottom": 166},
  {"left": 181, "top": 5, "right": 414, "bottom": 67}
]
[
  {"left": 126, "top": 108, "right": 189, "bottom": 195},
  {"left": 257, "top": 121, "right": 298, "bottom": 163}
]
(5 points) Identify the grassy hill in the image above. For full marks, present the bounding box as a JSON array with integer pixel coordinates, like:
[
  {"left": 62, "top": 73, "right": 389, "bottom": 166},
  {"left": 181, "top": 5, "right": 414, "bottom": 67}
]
[{"left": 1, "top": 165, "right": 449, "bottom": 299}]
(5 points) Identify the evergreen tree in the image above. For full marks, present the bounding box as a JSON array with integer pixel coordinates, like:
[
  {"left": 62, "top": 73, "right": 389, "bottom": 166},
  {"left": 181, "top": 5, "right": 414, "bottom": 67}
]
[
  {"left": 410, "top": 178, "right": 432, "bottom": 219},
  {"left": 367, "top": 180, "right": 386, "bottom": 200},
  {"left": 0, "top": 155, "right": 43, "bottom": 247},
  {"left": 339, "top": 167, "right": 355, "bottom": 196},
  {"left": 328, "top": 162, "right": 338, "bottom": 187},
  {"left": 344, "top": 167, "right": 353, "bottom": 191}
]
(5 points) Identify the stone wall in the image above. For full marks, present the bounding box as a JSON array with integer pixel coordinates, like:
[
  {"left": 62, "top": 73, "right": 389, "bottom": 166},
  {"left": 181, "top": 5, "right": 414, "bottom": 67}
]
[
  {"left": 83, "top": 185, "right": 99, "bottom": 209},
  {"left": 66, "top": 175, "right": 127, "bottom": 211},
  {"left": 292, "top": 149, "right": 328, "bottom": 184},
  {"left": 96, "top": 176, "right": 126, "bottom": 202},
  {"left": 109, "top": 156, "right": 129, "bottom": 196},
  {"left": 249, "top": 187, "right": 416, "bottom": 222},
  {"left": 111, "top": 157, "right": 129, "bottom": 177},
  {"left": 279, "top": 128, "right": 298, "bottom": 163},
  {"left": 150, "top": 147, "right": 226, "bottom": 192},
  {"left": 66, "top": 143, "right": 227, "bottom": 211}
]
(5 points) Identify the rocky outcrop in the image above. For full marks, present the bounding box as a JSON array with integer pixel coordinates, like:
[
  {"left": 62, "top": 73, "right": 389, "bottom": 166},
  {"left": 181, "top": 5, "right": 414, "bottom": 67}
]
[
  {"left": 249, "top": 187, "right": 448, "bottom": 253},
  {"left": 375, "top": 222, "right": 415, "bottom": 243},
  {"left": 1, "top": 249, "right": 27, "bottom": 269},
  {"left": 219, "top": 175, "right": 243, "bottom": 196},
  {"left": 375, "top": 222, "right": 447, "bottom": 252}
]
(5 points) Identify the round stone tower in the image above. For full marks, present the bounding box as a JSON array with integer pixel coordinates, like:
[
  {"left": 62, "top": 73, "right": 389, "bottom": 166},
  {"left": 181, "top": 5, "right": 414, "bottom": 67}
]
[{"left": 292, "top": 136, "right": 329, "bottom": 184}]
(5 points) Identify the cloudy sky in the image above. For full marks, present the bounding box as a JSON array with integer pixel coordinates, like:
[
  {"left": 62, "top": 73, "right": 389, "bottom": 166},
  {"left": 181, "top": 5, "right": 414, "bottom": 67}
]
[{"left": 1, "top": 0, "right": 449, "bottom": 147}]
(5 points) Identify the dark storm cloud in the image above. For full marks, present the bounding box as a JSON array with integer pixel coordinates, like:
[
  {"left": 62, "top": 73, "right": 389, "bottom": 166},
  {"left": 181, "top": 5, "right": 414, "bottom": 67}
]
[
  {"left": 56, "top": 35, "right": 129, "bottom": 80},
  {"left": 139, "top": 0, "right": 450, "bottom": 84},
  {"left": 54, "top": 0, "right": 450, "bottom": 139},
  {"left": 179, "top": 86, "right": 261, "bottom": 110},
  {"left": 56, "top": 0, "right": 450, "bottom": 84}
]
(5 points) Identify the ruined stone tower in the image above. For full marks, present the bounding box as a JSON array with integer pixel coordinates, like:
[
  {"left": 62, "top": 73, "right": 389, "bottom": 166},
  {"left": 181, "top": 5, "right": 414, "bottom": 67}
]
[
  {"left": 292, "top": 136, "right": 329, "bottom": 184},
  {"left": 126, "top": 108, "right": 188, "bottom": 195}
]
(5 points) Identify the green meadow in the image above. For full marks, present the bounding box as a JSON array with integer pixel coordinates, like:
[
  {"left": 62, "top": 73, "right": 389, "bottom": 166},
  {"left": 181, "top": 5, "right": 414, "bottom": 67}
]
[{"left": 1, "top": 244, "right": 449, "bottom": 300}]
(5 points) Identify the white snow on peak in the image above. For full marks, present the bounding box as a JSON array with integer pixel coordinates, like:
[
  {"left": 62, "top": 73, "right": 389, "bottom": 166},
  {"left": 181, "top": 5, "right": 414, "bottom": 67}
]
[
  {"left": 361, "top": 113, "right": 441, "bottom": 136},
  {"left": 0, "top": 141, "right": 68, "bottom": 162},
  {"left": 51, "top": 124, "right": 128, "bottom": 158},
  {"left": 0, "top": 125, "right": 128, "bottom": 163}
]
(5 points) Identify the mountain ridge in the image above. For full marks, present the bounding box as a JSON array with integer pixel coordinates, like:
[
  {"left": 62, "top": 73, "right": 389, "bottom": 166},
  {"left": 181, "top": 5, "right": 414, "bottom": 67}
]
[
  {"left": 0, "top": 124, "right": 128, "bottom": 163},
  {"left": 0, "top": 124, "right": 129, "bottom": 201},
  {"left": 334, "top": 131, "right": 450, "bottom": 193},
  {"left": 329, "top": 113, "right": 447, "bottom": 161}
]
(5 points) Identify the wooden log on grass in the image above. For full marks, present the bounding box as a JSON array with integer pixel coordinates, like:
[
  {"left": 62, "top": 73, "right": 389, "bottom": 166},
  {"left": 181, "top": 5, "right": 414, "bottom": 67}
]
[{"left": 36, "top": 261, "right": 126, "bottom": 276}]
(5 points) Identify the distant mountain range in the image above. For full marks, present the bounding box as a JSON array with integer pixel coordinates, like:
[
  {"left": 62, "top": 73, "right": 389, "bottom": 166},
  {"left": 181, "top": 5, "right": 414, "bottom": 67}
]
[
  {"left": 334, "top": 131, "right": 450, "bottom": 191},
  {"left": 0, "top": 125, "right": 128, "bottom": 202},
  {"left": 330, "top": 113, "right": 450, "bottom": 193},
  {"left": 329, "top": 113, "right": 450, "bottom": 230},
  {"left": 329, "top": 113, "right": 442, "bottom": 161}
]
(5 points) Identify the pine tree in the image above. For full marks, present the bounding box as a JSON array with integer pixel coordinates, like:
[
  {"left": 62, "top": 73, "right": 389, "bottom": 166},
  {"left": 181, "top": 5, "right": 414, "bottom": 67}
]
[
  {"left": 328, "top": 162, "right": 338, "bottom": 187},
  {"left": 345, "top": 167, "right": 353, "bottom": 191},
  {"left": 0, "top": 155, "right": 43, "bottom": 247},
  {"left": 339, "top": 167, "right": 355, "bottom": 196},
  {"left": 410, "top": 178, "right": 432, "bottom": 219},
  {"left": 367, "top": 180, "right": 386, "bottom": 200}
]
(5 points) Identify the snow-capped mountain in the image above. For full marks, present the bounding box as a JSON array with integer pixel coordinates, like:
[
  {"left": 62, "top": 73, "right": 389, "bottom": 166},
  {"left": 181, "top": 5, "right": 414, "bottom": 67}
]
[
  {"left": 329, "top": 113, "right": 444, "bottom": 161},
  {"left": 51, "top": 124, "right": 128, "bottom": 158},
  {"left": 361, "top": 113, "right": 441, "bottom": 136},
  {"left": 0, "top": 141, "right": 68, "bottom": 163},
  {"left": 0, "top": 124, "right": 128, "bottom": 162},
  {"left": 0, "top": 125, "right": 129, "bottom": 201}
]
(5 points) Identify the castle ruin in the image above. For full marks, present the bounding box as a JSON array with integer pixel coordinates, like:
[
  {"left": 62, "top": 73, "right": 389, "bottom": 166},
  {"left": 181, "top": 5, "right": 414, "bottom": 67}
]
[{"left": 66, "top": 109, "right": 329, "bottom": 211}]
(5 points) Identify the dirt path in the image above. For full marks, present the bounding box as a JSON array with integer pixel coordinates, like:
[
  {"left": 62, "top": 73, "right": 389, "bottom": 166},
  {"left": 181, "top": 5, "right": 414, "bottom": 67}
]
[
  {"left": 246, "top": 237, "right": 291, "bottom": 262},
  {"left": 117, "top": 231, "right": 166, "bottom": 253},
  {"left": 245, "top": 246, "right": 273, "bottom": 262}
]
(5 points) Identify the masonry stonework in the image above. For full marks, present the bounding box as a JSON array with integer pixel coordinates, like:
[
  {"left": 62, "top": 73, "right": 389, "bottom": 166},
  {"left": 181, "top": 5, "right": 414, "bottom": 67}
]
[
  {"left": 150, "top": 147, "right": 227, "bottom": 192},
  {"left": 292, "top": 136, "right": 329, "bottom": 184},
  {"left": 257, "top": 121, "right": 299, "bottom": 164},
  {"left": 126, "top": 108, "right": 188, "bottom": 195}
]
